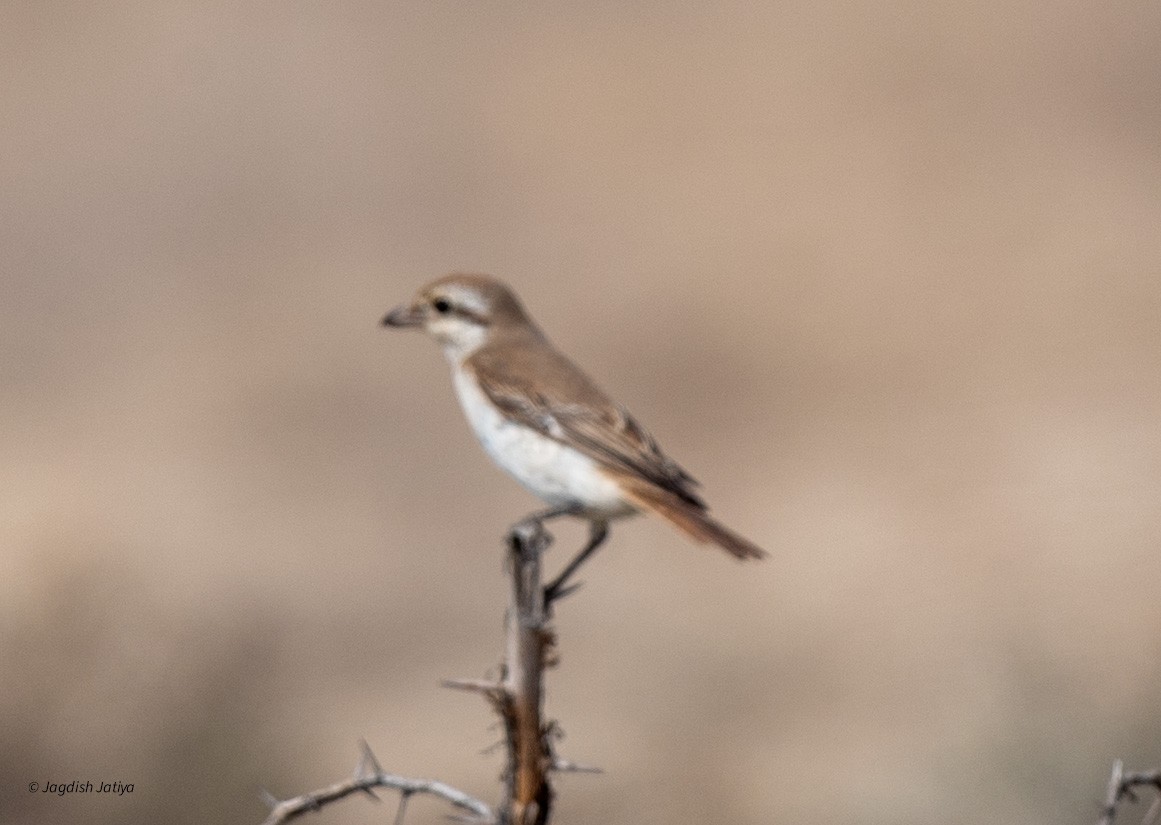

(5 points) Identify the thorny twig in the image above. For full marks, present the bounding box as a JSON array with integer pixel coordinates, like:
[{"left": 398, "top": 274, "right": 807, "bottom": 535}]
[
  {"left": 258, "top": 740, "right": 493, "bottom": 825},
  {"left": 256, "top": 519, "right": 597, "bottom": 825},
  {"left": 1098, "top": 760, "right": 1161, "bottom": 825}
]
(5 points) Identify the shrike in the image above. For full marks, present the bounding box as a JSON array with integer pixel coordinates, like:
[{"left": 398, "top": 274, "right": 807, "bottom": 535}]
[{"left": 383, "top": 273, "right": 765, "bottom": 596}]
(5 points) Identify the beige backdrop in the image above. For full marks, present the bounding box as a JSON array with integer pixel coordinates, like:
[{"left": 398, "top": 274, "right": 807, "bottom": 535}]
[{"left": 3, "top": 3, "right": 1159, "bottom": 824}]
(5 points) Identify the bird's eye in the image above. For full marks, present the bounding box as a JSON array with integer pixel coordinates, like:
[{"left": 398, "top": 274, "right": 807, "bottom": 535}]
[{"left": 432, "top": 298, "right": 451, "bottom": 314}]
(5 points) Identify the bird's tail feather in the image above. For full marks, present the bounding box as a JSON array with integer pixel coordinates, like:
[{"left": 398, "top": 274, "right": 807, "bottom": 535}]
[{"left": 614, "top": 473, "right": 767, "bottom": 560}]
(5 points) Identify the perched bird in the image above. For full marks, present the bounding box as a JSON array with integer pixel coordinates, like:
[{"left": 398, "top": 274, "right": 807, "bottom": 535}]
[{"left": 383, "top": 273, "right": 765, "bottom": 596}]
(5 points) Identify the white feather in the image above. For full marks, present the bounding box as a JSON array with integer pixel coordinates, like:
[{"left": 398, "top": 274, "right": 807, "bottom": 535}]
[{"left": 451, "top": 367, "right": 635, "bottom": 517}]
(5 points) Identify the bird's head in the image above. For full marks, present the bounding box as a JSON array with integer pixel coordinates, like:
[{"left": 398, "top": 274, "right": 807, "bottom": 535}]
[{"left": 382, "top": 273, "right": 534, "bottom": 362}]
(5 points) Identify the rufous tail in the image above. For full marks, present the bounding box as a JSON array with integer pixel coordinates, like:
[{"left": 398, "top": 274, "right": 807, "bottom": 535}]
[{"left": 615, "top": 474, "right": 767, "bottom": 560}]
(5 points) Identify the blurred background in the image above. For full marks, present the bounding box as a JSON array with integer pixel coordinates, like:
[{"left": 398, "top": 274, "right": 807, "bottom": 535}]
[{"left": 3, "top": 2, "right": 1159, "bottom": 824}]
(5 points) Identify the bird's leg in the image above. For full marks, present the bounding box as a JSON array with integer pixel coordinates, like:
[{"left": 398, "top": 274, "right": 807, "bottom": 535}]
[
  {"left": 508, "top": 505, "right": 581, "bottom": 561},
  {"left": 544, "top": 520, "right": 609, "bottom": 604},
  {"left": 511, "top": 504, "right": 579, "bottom": 537}
]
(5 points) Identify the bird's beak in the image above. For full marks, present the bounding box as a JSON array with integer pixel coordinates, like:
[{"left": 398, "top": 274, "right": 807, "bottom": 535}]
[{"left": 382, "top": 303, "right": 425, "bottom": 328}]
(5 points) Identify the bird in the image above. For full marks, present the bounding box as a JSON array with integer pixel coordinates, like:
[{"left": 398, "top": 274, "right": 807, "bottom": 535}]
[{"left": 382, "top": 273, "right": 765, "bottom": 597}]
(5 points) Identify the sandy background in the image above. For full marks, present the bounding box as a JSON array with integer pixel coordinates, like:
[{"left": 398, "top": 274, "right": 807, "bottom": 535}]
[{"left": 3, "top": 3, "right": 1160, "bottom": 824}]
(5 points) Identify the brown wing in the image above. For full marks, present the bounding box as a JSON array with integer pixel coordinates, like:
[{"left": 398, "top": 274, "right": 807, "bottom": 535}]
[{"left": 469, "top": 345, "right": 706, "bottom": 509}]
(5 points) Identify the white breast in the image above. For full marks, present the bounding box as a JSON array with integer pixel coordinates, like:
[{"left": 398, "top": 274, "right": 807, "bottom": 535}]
[{"left": 451, "top": 367, "right": 635, "bottom": 518}]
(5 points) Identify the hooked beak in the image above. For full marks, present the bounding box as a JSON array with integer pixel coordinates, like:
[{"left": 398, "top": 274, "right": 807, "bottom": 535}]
[{"left": 382, "top": 303, "right": 425, "bottom": 328}]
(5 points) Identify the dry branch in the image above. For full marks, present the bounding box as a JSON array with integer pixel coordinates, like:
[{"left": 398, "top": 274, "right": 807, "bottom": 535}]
[
  {"left": 256, "top": 517, "right": 593, "bottom": 825},
  {"left": 1097, "top": 760, "right": 1161, "bottom": 825},
  {"left": 258, "top": 740, "right": 493, "bottom": 825},
  {"left": 447, "top": 519, "right": 560, "bottom": 824},
  {"left": 502, "top": 520, "right": 555, "bottom": 823}
]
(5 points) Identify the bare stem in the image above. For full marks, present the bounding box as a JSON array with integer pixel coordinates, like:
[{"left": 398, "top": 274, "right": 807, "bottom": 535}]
[
  {"left": 1098, "top": 760, "right": 1161, "bottom": 825},
  {"left": 258, "top": 519, "right": 597, "bottom": 825},
  {"left": 258, "top": 741, "right": 493, "bottom": 825},
  {"left": 499, "top": 520, "right": 554, "bottom": 825}
]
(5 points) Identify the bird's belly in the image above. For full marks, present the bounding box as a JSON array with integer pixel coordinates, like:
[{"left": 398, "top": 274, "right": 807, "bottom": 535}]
[{"left": 452, "top": 371, "right": 634, "bottom": 517}]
